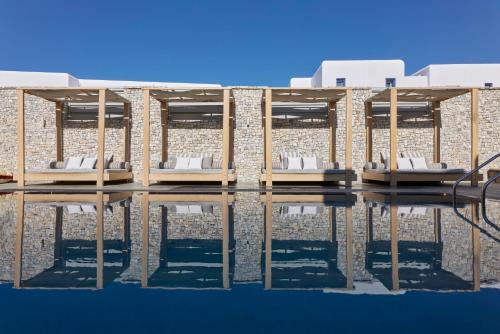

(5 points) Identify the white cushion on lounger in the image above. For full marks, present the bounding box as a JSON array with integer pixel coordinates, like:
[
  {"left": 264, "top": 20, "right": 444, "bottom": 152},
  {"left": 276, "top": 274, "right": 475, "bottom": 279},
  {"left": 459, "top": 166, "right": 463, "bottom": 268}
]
[
  {"left": 79, "top": 157, "right": 97, "bottom": 169},
  {"left": 176, "top": 205, "right": 189, "bottom": 214},
  {"left": 174, "top": 157, "right": 190, "bottom": 169},
  {"left": 302, "top": 156, "right": 318, "bottom": 170},
  {"left": 397, "top": 158, "right": 413, "bottom": 169},
  {"left": 81, "top": 205, "right": 96, "bottom": 213},
  {"left": 411, "top": 207, "right": 427, "bottom": 216},
  {"left": 187, "top": 157, "right": 202, "bottom": 170},
  {"left": 67, "top": 205, "right": 82, "bottom": 214},
  {"left": 287, "top": 157, "right": 302, "bottom": 170},
  {"left": 397, "top": 206, "right": 412, "bottom": 216},
  {"left": 411, "top": 157, "right": 428, "bottom": 169},
  {"left": 66, "top": 157, "right": 83, "bottom": 169},
  {"left": 287, "top": 206, "right": 302, "bottom": 215},
  {"left": 302, "top": 206, "right": 318, "bottom": 215},
  {"left": 188, "top": 205, "right": 202, "bottom": 214}
]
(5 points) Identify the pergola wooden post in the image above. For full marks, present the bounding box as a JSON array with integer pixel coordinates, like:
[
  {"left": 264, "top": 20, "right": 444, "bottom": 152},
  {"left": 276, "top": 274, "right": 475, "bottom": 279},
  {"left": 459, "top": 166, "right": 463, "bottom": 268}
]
[
  {"left": 390, "top": 202, "right": 399, "bottom": 290},
  {"left": 141, "top": 192, "right": 150, "bottom": 287},
  {"left": 345, "top": 89, "right": 353, "bottom": 187},
  {"left": 222, "top": 89, "right": 230, "bottom": 187},
  {"left": 328, "top": 100, "right": 337, "bottom": 162},
  {"left": 432, "top": 101, "right": 441, "bottom": 163},
  {"left": 160, "top": 101, "right": 168, "bottom": 162},
  {"left": 143, "top": 89, "right": 151, "bottom": 187},
  {"left": 470, "top": 88, "right": 479, "bottom": 186},
  {"left": 124, "top": 102, "right": 131, "bottom": 163},
  {"left": 96, "top": 90, "right": 106, "bottom": 187},
  {"left": 389, "top": 88, "right": 398, "bottom": 187},
  {"left": 265, "top": 89, "right": 273, "bottom": 188},
  {"left": 96, "top": 191, "right": 104, "bottom": 289},
  {"left": 365, "top": 101, "right": 373, "bottom": 163},
  {"left": 55, "top": 101, "right": 64, "bottom": 161},
  {"left": 17, "top": 89, "right": 25, "bottom": 186}
]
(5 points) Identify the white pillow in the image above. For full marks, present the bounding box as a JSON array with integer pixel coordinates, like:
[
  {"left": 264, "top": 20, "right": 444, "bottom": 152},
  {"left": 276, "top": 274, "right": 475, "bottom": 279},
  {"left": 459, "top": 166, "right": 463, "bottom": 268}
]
[
  {"left": 66, "top": 157, "right": 83, "bottom": 169},
  {"left": 104, "top": 154, "right": 114, "bottom": 169},
  {"left": 174, "top": 157, "right": 190, "bottom": 169},
  {"left": 287, "top": 157, "right": 302, "bottom": 170},
  {"left": 411, "top": 157, "right": 428, "bottom": 169},
  {"left": 287, "top": 206, "right": 302, "bottom": 215},
  {"left": 187, "top": 157, "right": 203, "bottom": 170},
  {"left": 188, "top": 205, "right": 203, "bottom": 214},
  {"left": 302, "top": 206, "right": 318, "bottom": 215},
  {"left": 79, "top": 157, "right": 97, "bottom": 169},
  {"left": 176, "top": 205, "right": 189, "bottom": 214},
  {"left": 397, "top": 157, "right": 413, "bottom": 169},
  {"left": 302, "top": 156, "right": 318, "bottom": 170}
]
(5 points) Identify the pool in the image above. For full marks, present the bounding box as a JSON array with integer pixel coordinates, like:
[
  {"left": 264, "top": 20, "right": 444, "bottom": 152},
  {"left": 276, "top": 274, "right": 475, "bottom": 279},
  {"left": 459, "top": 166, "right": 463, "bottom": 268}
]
[{"left": 0, "top": 190, "right": 498, "bottom": 333}]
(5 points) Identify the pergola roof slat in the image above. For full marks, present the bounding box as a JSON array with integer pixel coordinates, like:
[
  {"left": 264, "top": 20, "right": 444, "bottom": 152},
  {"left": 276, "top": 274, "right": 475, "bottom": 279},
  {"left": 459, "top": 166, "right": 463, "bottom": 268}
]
[
  {"left": 149, "top": 88, "right": 229, "bottom": 103},
  {"left": 368, "top": 87, "right": 471, "bottom": 102},
  {"left": 268, "top": 88, "right": 347, "bottom": 103},
  {"left": 23, "top": 88, "right": 129, "bottom": 103}
]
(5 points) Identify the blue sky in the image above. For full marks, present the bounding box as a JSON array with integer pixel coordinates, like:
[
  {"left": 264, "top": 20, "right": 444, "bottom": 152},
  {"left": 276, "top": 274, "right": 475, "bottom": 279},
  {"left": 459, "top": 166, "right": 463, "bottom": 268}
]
[{"left": 1, "top": 0, "right": 499, "bottom": 86}]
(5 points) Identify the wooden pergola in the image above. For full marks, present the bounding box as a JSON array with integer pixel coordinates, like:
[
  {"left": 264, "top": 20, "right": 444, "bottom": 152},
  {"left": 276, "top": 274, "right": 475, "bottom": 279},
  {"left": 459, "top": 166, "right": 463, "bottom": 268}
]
[
  {"left": 143, "top": 88, "right": 234, "bottom": 186},
  {"left": 262, "top": 193, "right": 355, "bottom": 290},
  {"left": 364, "top": 87, "right": 481, "bottom": 186},
  {"left": 14, "top": 191, "right": 132, "bottom": 289},
  {"left": 141, "top": 192, "right": 233, "bottom": 289},
  {"left": 16, "top": 88, "right": 132, "bottom": 186},
  {"left": 362, "top": 192, "right": 481, "bottom": 291},
  {"left": 261, "top": 88, "right": 354, "bottom": 187}
]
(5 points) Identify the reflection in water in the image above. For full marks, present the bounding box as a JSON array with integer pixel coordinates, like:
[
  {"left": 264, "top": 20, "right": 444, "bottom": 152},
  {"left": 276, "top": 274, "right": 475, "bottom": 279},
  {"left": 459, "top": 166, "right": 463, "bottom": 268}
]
[{"left": 1, "top": 191, "right": 497, "bottom": 293}]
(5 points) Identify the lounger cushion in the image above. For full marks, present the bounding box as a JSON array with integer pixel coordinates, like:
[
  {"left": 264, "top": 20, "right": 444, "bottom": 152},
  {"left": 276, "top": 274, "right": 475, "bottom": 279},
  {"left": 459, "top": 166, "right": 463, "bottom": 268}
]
[
  {"left": 397, "top": 158, "right": 413, "bottom": 169},
  {"left": 27, "top": 168, "right": 129, "bottom": 174},
  {"left": 263, "top": 168, "right": 349, "bottom": 174},
  {"left": 187, "top": 157, "right": 203, "bottom": 170},
  {"left": 175, "top": 157, "right": 190, "bottom": 169},
  {"left": 79, "top": 157, "right": 97, "bottom": 169},
  {"left": 150, "top": 168, "right": 235, "bottom": 174},
  {"left": 302, "top": 156, "right": 318, "bottom": 170},
  {"left": 410, "top": 157, "right": 428, "bottom": 169},
  {"left": 287, "top": 157, "right": 302, "bottom": 170},
  {"left": 66, "top": 157, "right": 83, "bottom": 169},
  {"left": 367, "top": 168, "right": 466, "bottom": 174}
]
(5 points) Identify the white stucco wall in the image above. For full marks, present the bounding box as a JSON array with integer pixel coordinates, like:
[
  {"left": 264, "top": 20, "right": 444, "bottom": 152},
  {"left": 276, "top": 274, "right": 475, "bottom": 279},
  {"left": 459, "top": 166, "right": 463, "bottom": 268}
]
[
  {"left": 0, "top": 71, "right": 79, "bottom": 88},
  {"left": 413, "top": 64, "right": 500, "bottom": 87},
  {"left": 289, "top": 77, "right": 312, "bottom": 88}
]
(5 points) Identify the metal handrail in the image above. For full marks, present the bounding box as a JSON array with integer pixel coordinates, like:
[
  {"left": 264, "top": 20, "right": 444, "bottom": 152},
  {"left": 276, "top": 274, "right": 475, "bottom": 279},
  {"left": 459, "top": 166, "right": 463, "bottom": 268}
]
[
  {"left": 481, "top": 172, "right": 500, "bottom": 232},
  {"left": 452, "top": 152, "right": 500, "bottom": 208}
]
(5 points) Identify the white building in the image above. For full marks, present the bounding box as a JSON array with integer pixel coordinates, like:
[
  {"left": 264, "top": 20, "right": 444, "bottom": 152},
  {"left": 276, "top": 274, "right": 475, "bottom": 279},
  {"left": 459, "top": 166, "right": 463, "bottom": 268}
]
[
  {"left": 0, "top": 70, "right": 220, "bottom": 88},
  {"left": 290, "top": 60, "right": 500, "bottom": 88}
]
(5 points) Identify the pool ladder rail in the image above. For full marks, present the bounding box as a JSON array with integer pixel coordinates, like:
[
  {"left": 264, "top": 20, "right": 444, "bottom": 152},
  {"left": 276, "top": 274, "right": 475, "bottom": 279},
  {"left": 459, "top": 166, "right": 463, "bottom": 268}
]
[{"left": 452, "top": 152, "right": 500, "bottom": 241}]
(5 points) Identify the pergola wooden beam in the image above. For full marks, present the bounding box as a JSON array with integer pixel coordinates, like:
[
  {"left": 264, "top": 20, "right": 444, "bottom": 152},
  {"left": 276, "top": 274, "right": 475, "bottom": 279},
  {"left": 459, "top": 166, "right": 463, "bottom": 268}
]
[
  {"left": 222, "top": 89, "right": 230, "bottom": 186},
  {"left": 432, "top": 101, "right": 441, "bottom": 163},
  {"left": 345, "top": 89, "right": 353, "bottom": 187},
  {"left": 17, "top": 90, "right": 25, "bottom": 186},
  {"left": 390, "top": 89, "right": 398, "bottom": 187},
  {"left": 368, "top": 87, "right": 471, "bottom": 103},
  {"left": 328, "top": 101, "right": 336, "bottom": 162},
  {"left": 365, "top": 101, "right": 373, "bottom": 163},
  {"left": 96, "top": 89, "right": 106, "bottom": 187},
  {"left": 23, "top": 88, "right": 129, "bottom": 103},
  {"left": 55, "top": 101, "right": 64, "bottom": 161},
  {"left": 143, "top": 89, "right": 151, "bottom": 186},
  {"left": 265, "top": 89, "right": 273, "bottom": 188},
  {"left": 471, "top": 88, "right": 479, "bottom": 186},
  {"left": 160, "top": 101, "right": 168, "bottom": 162}
]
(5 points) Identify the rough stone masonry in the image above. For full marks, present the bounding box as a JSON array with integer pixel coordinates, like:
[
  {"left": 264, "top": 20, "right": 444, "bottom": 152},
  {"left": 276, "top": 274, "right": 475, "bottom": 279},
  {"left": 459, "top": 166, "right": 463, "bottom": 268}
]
[{"left": 0, "top": 87, "right": 499, "bottom": 183}]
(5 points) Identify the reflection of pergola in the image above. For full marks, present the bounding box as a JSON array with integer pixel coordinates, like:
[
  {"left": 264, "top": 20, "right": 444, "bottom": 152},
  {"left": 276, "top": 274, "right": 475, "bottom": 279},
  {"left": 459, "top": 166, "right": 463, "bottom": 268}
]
[
  {"left": 14, "top": 192, "right": 132, "bottom": 289},
  {"left": 262, "top": 193, "right": 355, "bottom": 290},
  {"left": 143, "top": 88, "right": 235, "bottom": 186},
  {"left": 16, "top": 88, "right": 133, "bottom": 186},
  {"left": 261, "top": 88, "right": 355, "bottom": 187},
  {"left": 364, "top": 88, "right": 481, "bottom": 186},
  {"left": 141, "top": 193, "right": 234, "bottom": 289},
  {"left": 363, "top": 192, "right": 481, "bottom": 292}
]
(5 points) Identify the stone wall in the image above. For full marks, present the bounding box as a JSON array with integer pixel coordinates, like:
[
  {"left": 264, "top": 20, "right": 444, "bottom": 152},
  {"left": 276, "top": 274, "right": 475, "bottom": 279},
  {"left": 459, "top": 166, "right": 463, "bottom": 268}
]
[{"left": 0, "top": 87, "right": 499, "bottom": 180}]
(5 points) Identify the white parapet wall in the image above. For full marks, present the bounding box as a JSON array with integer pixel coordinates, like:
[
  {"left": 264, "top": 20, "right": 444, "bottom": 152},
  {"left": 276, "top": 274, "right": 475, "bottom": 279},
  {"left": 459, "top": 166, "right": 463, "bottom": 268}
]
[{"left": 412, "top": 64, "right": 500, "bottom": 87}]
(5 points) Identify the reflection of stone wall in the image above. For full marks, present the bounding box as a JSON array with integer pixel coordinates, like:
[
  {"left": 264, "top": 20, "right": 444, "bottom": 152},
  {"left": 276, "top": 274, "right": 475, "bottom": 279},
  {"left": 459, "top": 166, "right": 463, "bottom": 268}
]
[
  {"left": 0, "top": 194, "right": 15, "bottom": 281},
  {"left": 271, "top": 206, "right": 330, "bottom": 241}
]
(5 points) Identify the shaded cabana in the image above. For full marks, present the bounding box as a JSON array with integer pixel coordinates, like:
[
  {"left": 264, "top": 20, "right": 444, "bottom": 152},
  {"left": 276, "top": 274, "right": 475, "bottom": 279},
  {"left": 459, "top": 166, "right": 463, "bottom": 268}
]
[
  {"left": 141, "top": 192, "right": 234, "bottom": 289},
  {"left": 261, "top": 88, "right": 356, "bottom": 187},
  {"left": 13, "top": 192, "right": 132, "bottom": 289},
  {"left": 363, "top": 192, "right": 481, "bottom": 292},
  {"left": 143, "top": 88, "right": 235, "bottom": 186},
  {"left": 261, "top": 193, "right": 355, "bottom": 290},
  {"left": 16, "top": 88, "right": 133, "bottom": 186},
  {"left": 363, "top": 87, "right": 483, "bottom": 186}
]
